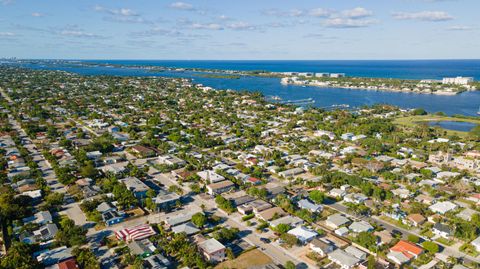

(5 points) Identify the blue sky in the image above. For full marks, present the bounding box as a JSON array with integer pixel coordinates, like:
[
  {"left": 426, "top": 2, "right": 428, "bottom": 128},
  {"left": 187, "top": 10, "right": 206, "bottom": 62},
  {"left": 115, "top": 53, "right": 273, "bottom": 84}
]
[{"left": 0, "top": 0, "right": 479, "bottom": 59}]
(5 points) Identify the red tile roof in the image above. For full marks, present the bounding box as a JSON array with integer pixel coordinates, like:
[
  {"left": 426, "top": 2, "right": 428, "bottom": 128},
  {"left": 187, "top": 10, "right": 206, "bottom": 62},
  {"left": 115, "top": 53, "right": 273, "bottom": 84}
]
[
  {"left": 58, "top": 258, "right": 79, "bottom": 269},
  {"left": 390, "top": 240, "right": 423, "bottom": 259}
]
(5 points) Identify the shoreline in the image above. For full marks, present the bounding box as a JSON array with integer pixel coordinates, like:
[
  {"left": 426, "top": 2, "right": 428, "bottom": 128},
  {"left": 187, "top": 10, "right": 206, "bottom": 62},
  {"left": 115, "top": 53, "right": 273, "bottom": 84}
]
[{"left": 280, "top": 78, "right": 464, "bottom": 96}]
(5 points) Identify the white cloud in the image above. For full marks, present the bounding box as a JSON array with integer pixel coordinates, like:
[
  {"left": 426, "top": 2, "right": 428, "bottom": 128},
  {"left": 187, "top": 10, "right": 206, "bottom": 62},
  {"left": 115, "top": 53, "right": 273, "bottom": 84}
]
[
  {"left": 0, "top": 32, "right": 15, "bottom": 36},
  {"left": 341, "top": 7, "right": 373, "bottom": 19},
  {"left": 308, "top": 8, "right": 334, "bottom": 18},
  {"left": 1, "top": 0, "right": 14, "bottom": 5},
  {"left": 59, "top": 30, "right": 103, "bottom": 38},
  {"left": 191, "top": 23, "right": 224, "bottom": 30},
  {"left": 392, "top": 11, "right": 453, "bottom": 21},
  {"left": 446, "top": 25, "right": 474, "bottom": 31},
  {"left": 170, "top": 2, "right": 194, "bottom": 11},
  {"left": 94, "top": 5, "right": 150, "bottom": 24},
  {"left": 227, "top": 22, "right": 257, "bottom": 31},
  {"left": 324, "top": 18, "right": 378, "bottom": 28},
  {"left": 111, "top": 8, "right": 138, "bottom": 17},
  {"left": 31, "top": 12, "right": 45, "bottom": 17}
]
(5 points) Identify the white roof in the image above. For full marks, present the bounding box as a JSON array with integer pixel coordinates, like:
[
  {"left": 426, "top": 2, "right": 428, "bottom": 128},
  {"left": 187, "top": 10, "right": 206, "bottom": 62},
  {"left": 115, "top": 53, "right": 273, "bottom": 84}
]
[
  {"left": 429, "top": 201, "right": 457, "bottom": 214},
  {"left": 198, "top": 238, "right": 225, "bottom": 254},
  {"left": 288, "top": 226, "right": 317, "bottom": 242},
  {"left": 328, "top": 249, "right": 360, "bottom": 268}
]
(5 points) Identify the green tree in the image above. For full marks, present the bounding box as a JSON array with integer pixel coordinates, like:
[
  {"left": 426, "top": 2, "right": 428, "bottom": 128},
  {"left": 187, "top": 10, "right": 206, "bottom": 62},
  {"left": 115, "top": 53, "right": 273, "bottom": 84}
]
[
  {"left": 0, "top": 242, "right": 40, "bottom": 269},
  {"left": 191, "top": 212, "right": 207, "bottom": 228},
  {"left": 308, "top": 190, "right": 325, "bottom": 204},
  {"left": 422, "top": 241, "right": 439, "bottom": 254},
  {"left": 285, "top": 261, "right": 296, "bottom": 269},
  {"left": 73, "top": 247, "right": 100, "bottom": 269},
  {"left": 408, "top": 234, "right": 420, "bottom": 244}
]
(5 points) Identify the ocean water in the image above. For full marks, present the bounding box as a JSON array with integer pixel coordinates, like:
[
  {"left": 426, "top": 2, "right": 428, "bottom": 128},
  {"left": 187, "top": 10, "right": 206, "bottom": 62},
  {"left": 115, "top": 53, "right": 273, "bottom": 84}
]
[
  {"left": 9, "top": 60, "right": 480, "bottom": 116},
  {"left": 85, "top": 59, "right": 480, "bottom": 80}
]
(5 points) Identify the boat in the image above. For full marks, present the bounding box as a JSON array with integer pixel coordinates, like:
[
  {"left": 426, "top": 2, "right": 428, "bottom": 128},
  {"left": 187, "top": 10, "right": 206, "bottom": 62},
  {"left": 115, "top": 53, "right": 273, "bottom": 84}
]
[{"left": 477, "top": 106, "right": 480, "bottom": 115}]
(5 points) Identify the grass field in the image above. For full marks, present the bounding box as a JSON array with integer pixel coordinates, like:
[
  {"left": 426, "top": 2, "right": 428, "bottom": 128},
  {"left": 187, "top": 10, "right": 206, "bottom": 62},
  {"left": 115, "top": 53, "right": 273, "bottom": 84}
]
[
  {"left": 394, "top": 115, "right": 480, "bottom": 137},
  {"left": 214, "top": 249, "right": 273, "bottom": 269}
]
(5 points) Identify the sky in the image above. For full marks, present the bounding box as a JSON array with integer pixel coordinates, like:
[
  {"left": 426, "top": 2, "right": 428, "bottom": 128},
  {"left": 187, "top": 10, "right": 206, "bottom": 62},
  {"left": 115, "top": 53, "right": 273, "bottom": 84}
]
[{"left": 0, "top": 0, "right": 479, "bottom": 60}]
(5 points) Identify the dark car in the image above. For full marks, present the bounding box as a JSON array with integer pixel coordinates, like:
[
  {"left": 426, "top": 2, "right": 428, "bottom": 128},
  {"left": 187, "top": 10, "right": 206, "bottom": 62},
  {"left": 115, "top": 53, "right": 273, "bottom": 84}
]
[{"left": 260, "top": 237, "right": 270, "bottom": 243}]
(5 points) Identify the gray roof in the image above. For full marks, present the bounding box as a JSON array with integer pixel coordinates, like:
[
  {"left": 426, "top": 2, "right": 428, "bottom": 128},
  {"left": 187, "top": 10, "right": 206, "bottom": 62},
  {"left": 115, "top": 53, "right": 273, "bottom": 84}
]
[
  {"left": 328, "top": 249, "right": 360, "bottom": 268},
  {"left": 198, "top": 238, "right": 225, "bottom": 254},
  {"left": 128, "top": 240, "right": 152, "bottom": 256},
  {"left": 172, "top": 222, "right": 200, "bottom": 235},
  {"left": 326, "top": 213, "right": 350, "bottom": 227},
  {"left": 121, "top": 177, "right": 150, "bottom": 193}
]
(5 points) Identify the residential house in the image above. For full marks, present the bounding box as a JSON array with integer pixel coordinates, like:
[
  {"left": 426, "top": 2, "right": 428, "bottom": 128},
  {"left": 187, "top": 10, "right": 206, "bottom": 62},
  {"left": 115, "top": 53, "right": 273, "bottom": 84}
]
[
  {"left": 269, "top": 215, "right": 304, "bottom": 229},
  {"left": 197, "top": 238, "right": 226, "bottom": 263},
  {"left": 97, "top": 202, "right": 125, "bottom": 226},
  {"left": 152, "top": 190, "right": 181, "bottom": 212},
  {"left": 387, "top": 240, "right": 423, "bottom": 265},
  {"left": 131, "top": 145, "right": 156, "bottom": 157},
  {"left": 128, "top": 239, "right": 155, "bottom": 258},
  {"left": 328, "top": 249, "right": 361, "bottom": 269},
  {"left": 406, "top": 214, "right": 426, "bottom": 227},
  {"left": 120, "top": 177, "right": 150, "bottom": 199},
  {"left": 206, "top": 180, "right": 235, "bottom": 196},
  {"left": 143, "top": 254, "right": 171, "bottom": 269},
  {"left": 256, "top": 207, "right": 286, "bottom": 222},
  {"left": 309, "top": 238, "right": 336, "bottom": 256},
  {"left": 433, "top": 223, "right": 452, "bottom": 239},
  {"left": 348, "top": 221, "right": 374, "bottom": 233},
  {"left": 287, "top": 226, "right": 318, "bottom": 244},
  {"left": 297, "top": 199, "right": 323, "bottom": 213},
  {"left": 197, "top": 170, "right": 225, "bottom": 183},
  {"left": 326, "top": 213, "right": 351, "bottom": 229},
  {"left": 429, "top": 201, "right": 458, "bottom": 214}
]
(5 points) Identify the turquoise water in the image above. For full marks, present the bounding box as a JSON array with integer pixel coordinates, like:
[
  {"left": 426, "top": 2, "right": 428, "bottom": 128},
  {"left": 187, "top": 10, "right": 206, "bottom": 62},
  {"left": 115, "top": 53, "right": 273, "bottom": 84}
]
[{"left": 6, "top": 60, "right": 480, "bottom": 116}]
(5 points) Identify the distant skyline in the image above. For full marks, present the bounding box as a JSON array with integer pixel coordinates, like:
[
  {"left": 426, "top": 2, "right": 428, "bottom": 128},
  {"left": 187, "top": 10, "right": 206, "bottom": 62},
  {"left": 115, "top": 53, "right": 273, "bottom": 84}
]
[{"left": 0, "top": 0, "right": 479, "bottom": 60}]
